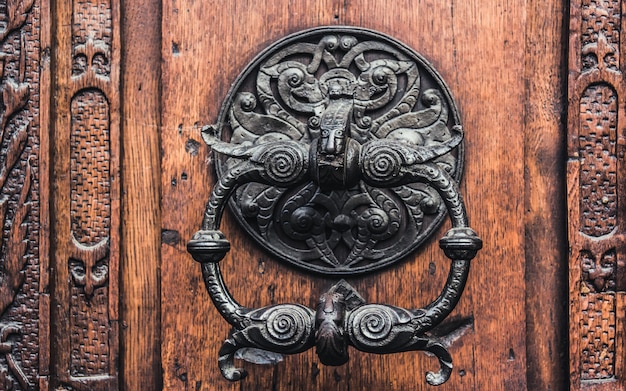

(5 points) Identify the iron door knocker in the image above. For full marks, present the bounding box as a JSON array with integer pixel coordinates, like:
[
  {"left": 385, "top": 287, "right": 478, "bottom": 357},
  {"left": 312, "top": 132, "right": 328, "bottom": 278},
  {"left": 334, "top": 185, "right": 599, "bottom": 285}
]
[{"left": 187, "top": 26, "right": 482, "bottom": 386}]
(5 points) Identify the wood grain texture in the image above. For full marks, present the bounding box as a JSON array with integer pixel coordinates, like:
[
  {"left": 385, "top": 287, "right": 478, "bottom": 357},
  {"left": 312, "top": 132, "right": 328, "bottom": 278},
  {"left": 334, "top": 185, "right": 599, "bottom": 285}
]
[
  {"left": 39, "top": 0, "right": 52, "bottom": 388},
  {"left": 0, "top": 0, "right": 582, "bottom": 389},
  {"left": 120, "top": 0, "right": 162, "bottom": 389},
  {"left": 524, "top": 0, "right": 568, "bottom": 389},
  {"left": 160, "top": 0, "right": 529, "bottom": 390},
  {"left": 342, "top": 1, "right": 528, "bottom": 390}
]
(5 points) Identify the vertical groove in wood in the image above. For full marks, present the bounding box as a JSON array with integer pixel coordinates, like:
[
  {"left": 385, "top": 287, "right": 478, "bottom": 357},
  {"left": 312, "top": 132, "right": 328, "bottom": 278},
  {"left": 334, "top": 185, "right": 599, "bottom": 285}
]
[
  {"left": 568, "top": 0, "right": 626, "bottom": 389},
  {"left": 119, "top": 0, "right": 163, "bottom": 389},
  {"left": 50, "top": 0, "right": 121, "bottom": 387},
  {"left": 523, "top": 0, "right": 569, "bottom": 388},
  {"left": 39, "top": 0, "right": 52, "bottom": 387},
  {"left": 0, "top": 0, "right": 44, "bottom": 387}
]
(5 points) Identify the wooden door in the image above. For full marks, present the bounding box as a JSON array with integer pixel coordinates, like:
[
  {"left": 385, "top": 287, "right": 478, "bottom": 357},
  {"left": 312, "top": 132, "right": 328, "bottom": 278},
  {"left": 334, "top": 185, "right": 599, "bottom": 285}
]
[
  {"left": 1, "top": 0, "right": 622, "bottom": 390},
  {"left": 159, "top": 2, "right": 565, "bottom": 389},
  {"left": 159, "top": 1, "right": 546, "bottom": 390}
]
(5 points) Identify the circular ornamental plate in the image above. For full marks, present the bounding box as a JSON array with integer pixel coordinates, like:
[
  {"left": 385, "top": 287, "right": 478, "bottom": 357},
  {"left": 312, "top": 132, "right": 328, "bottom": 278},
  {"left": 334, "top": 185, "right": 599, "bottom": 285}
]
[{"left": 210, "top": 26, "right": 464, "bottom": 275}]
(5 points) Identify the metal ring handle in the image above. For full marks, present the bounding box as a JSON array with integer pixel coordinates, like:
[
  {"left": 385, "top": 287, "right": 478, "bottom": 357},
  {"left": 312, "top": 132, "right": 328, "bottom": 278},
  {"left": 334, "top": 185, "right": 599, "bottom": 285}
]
[{"left": 188, "top": 139, "right": 481, "bottom": 385}]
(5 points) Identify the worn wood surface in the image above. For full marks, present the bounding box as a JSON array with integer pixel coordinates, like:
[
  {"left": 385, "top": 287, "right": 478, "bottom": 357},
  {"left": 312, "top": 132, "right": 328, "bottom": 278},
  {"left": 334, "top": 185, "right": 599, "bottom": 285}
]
[
  {"left": 160, "top": 0, "right": 529, "bottom": 390},
  {"left": 524, "top": 0, "right": 569, "bottom": 389},
  {"left": 0, "top": 0, "right": 44, "bottom": 388},
  {"left": 120, "top": 0, "right": 162, "bottom": 389}
]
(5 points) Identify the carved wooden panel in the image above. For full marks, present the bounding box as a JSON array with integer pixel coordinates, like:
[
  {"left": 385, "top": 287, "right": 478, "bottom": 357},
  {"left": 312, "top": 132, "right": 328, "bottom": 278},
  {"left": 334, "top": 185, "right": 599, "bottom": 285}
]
[
  {"left": 0, "top": 0, "right": 43, "bottom": 389},
  {"left": 578, "top": 85, "right": 617, "bottom": 237},
  {"left": 568, "top": 0, "right": 626, "bottom": 388},
  {"left": 49, "top": 0, "right": 120, "bottom": 388},
  {"left": 580, "top": 293, "right": 616, "bottom": 380},
  {"left": 69, "top": 90, "right": 112, "bottom": 378}
]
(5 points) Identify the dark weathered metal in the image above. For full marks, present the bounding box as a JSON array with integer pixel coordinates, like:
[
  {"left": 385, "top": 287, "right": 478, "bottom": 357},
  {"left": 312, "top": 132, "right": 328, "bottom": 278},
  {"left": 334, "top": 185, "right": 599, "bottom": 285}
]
[
  {"left": 204, "top": 26, "right": 465, "bottom": 275},
  {"left": 187, "top": 26, "right": 482, "bottom": 386}
]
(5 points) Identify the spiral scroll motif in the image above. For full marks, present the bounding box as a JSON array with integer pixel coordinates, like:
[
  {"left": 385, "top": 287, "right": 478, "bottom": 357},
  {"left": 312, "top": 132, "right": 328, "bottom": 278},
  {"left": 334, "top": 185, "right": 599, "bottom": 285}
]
[
  {"left": 361, "top": 145, "right": 403, "bottom": 185},
  {"left": 259, "top": 144, "right": 305, "bottom": 184},
  {"left": 348, "top": 305, "right": 397, "bottom": 346},
  {"left": 237, "top": 92, "right": 257, "bottom": 111},
  {"left": 284, "top": 206, "right": 323, "bottom": 240},
  {"left": 358, "top": 207, "right": 398, "bottom": 240},
  {"left": 253, "top": 304, "right": 314, "bottom": 349}
]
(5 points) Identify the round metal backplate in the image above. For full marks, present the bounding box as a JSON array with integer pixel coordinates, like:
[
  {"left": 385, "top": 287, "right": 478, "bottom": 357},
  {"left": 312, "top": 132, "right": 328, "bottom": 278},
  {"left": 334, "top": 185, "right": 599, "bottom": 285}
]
[{"left": 210, "top": 26, "right": 463, "bottom": 275}]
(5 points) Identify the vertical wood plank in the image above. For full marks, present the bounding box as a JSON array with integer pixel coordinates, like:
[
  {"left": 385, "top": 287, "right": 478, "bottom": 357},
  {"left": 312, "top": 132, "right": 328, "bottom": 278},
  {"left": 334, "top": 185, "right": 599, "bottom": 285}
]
[
  {"left": 343, "top": 1, "right": 530, "bottom": 389},
  {"left": 50, "top": 0, "right": 72, "bottom": 385},
  {"left": 40, "top": 0, "right": 52, "bottom": 387},
  {"left": 50, "top": 0, "right": 121, "bottom": 388},
  {"left": 160, "top": 1, "right": 353, "bottom": 390},
  {"left": 120, "top": 0, "right": 162, "bottom": 389},
  {"left": 340, "top": 2, "right": 482, "bottom": 390},
  {"left": 567, "top": 0, "right": 626, "bottom": 389},
  {"left": 0, "top": 0, "right": 45, "bottom": 388},
  {"left": 524, "top": 0, "right": 569, "bottom": 389}
]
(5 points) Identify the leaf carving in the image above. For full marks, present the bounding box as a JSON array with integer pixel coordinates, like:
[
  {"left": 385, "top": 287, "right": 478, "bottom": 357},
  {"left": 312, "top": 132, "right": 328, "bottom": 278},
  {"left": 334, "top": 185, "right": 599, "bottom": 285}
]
[
  {"left": 0, "top": 80, "right": 29, "bottom": 135},
  {"left": 0, "top": 162, "right": 31, "bottom": 316},
  {"left": 0, "top": 0, "right": 35, "bottom": 388},
  {"left": 0, "top": 124, "right": 28, "bottom": 188},
  {"left": 0, "top": 0, "right": 35, "bottom": 42},
  {"left": 230, "top": 92, "right": 302, "bottom": 142}
]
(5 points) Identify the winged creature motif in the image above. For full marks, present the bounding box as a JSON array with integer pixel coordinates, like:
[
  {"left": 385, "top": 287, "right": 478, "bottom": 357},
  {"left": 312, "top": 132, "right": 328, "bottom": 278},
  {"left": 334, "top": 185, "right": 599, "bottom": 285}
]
[{"left": 206, "top": 31, "right": 463, "bottom": 274}]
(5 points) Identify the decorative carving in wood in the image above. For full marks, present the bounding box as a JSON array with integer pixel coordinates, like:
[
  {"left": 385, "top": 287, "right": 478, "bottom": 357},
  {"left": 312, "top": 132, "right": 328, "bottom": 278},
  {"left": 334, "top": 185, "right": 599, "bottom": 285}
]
[
  {"left": 581, "top": 249, "right": 617, "bottom": 293},
  {"left": 69, "top": 90, "right": 112, "bottom": 378},
  {"left": 188, "top": 27, "right": 481, "bottom": 386},
  {"left": 0, "top": 0, "right": 41, "bottom": 389},
  {"left": 50, "top": 0, "right": 120, "bottom": 388},
  {"left": 581, "top": 0, "right": 620, "bottom": 72},
  {"left": 578, "top": 85, "right": 617, "bottom": 237},
  {"left": 580, "top": 293, "right": 616, "bottom": 380},
  {"left": 569, "top": 0, "right": 626, "bottom": 388}
]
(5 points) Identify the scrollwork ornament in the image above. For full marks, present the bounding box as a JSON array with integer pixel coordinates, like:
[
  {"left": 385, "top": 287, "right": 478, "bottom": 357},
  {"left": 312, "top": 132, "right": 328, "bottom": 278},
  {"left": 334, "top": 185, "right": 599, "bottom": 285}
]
[
  {"left": 361, "top": 145, "right": 404, "bottom": 185},
  {"left": 259, "top": 144, "right": 305, "bottom": 184},
  {"left": 188, "top": 26, "right": 481, "bottom": 386},
  {"left": 263, "top": 305, "right": 313, "bottom": 346},
  {"left": 207, "top": 26, "right": 464, "bottom": 275},
  {"left": 349, "top": 305, "right": 396, "bottom": 344}
]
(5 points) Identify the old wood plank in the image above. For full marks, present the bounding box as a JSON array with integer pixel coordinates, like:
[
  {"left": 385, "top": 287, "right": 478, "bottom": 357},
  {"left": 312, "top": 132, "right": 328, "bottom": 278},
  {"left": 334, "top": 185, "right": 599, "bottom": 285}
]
[
  {"left": 50, "top": 0, "right": 122, "bottom": 388},
  {"left": 340, "top": 1, "right": 481, "bottom": 389},
  {"left": 523, "top": 0, "right": 568, "bottom": 389},
  {"left": 340, "top": 1, "right": 530, "bottom": 389},
  {"left": 120, "top": 0, "right": 163, "bottom": 389},
  {"left": 160, "top": 1, "right": 345, "bottom": 389},
  {"left": 49, "top": 0, "right": 73, "bottom": 385},
  {"left": 567, "top": 0, "right": 626, "bottom": 389}
]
